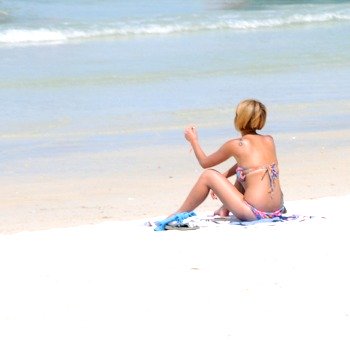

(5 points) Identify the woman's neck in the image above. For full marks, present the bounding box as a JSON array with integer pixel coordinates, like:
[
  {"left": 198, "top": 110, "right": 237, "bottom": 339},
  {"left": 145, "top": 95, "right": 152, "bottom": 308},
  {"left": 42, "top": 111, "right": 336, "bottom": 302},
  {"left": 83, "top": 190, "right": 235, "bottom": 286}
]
[{"left": 241, "top": 130, "right": 258, "bottom": 136}]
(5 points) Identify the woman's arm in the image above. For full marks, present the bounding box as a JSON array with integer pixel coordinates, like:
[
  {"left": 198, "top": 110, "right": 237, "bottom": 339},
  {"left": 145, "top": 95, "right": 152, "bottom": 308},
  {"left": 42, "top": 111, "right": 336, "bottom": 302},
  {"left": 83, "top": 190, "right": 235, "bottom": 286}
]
[{"left": 184, "top": 126, "right": 238, "bottom": 168}]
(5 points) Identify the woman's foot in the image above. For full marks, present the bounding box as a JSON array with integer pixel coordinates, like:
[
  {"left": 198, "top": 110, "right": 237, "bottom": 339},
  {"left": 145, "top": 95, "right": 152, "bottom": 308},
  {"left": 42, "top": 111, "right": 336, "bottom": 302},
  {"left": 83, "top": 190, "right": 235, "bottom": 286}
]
[{"left": 214, "top": 206, "right": 230, "bottom": 217}]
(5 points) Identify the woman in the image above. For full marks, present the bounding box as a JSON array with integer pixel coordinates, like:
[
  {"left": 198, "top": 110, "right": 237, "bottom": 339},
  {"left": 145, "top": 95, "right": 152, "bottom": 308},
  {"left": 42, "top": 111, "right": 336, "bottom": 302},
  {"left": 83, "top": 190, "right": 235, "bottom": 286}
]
[{"left": 170, "top": 99, "right": 285, "bottom": 221}]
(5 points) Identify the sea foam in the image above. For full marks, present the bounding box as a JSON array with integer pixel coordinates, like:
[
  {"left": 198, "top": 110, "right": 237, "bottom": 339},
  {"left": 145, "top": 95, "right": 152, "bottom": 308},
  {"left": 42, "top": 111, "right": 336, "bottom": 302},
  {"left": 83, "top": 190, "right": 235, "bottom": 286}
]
[{"left": 1, "top": 10, "right": 349, "bottom": 45}]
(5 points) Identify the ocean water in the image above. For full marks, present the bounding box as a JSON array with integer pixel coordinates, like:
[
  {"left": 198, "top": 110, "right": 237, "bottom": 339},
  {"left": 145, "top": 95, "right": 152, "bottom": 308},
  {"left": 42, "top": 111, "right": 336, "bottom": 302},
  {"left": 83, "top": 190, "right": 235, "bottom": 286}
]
[{"left": 1, "top": 0, "right": 350, "bottom": 177}]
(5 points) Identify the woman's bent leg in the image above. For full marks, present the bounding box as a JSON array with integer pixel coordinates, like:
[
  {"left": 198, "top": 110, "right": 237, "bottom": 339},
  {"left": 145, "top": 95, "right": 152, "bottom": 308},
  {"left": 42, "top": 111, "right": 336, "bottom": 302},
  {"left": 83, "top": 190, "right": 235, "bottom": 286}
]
[
  {"left": 173, "top": 169, "right": 214, "bottom": 215},
  {"left": 173, "top": 169, "right": 255, "bottom": 220},
  {"left": 214, "top": 179, "right": 245, "bottom": 217}
]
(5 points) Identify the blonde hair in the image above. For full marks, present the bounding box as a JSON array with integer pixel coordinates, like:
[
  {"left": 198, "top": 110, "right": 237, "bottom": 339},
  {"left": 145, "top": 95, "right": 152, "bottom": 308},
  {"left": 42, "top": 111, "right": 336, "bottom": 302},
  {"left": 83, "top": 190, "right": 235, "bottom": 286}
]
[{"left": 234, "top": 99, "right": 267, "bottom": 132}]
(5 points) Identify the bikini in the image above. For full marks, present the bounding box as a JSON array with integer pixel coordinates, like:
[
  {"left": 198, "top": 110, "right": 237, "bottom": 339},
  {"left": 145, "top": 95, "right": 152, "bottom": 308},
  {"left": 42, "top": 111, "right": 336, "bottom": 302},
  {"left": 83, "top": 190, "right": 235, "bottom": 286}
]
[{"left": 236, "top": 163, "right": 286, "bottom": 219}]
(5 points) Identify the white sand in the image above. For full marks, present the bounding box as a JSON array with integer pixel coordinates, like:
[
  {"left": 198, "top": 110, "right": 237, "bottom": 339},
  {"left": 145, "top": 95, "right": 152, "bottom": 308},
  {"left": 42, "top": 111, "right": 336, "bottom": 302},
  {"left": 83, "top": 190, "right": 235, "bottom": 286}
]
[{"left": 1, "top": 194, "right": 349, "bottom": 350}]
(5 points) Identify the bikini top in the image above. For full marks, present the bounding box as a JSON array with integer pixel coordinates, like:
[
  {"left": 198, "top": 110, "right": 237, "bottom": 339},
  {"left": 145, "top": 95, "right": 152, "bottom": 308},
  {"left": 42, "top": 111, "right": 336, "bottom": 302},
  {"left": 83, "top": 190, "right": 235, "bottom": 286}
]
[{"left": 236, "top": 163, "right": 279, "bottom": 193}]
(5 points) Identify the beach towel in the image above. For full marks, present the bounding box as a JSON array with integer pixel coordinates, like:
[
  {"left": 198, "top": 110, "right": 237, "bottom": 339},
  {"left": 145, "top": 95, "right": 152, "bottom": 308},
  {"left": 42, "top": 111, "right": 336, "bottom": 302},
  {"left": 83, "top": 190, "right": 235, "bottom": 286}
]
[
  {"left": 203, "top": 214, "right": 325, "bottom": 228},
  {"left": 150, "top": 212, "right": 324, "bottom": 231},
  {"left": 230, "top": 214, "right": 302, "bottom": 226}
]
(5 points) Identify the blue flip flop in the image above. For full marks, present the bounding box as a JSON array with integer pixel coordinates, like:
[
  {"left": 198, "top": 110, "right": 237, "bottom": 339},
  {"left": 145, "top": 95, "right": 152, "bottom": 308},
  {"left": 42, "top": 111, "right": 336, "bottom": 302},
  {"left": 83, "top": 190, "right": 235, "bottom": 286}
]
[{"left": 154, "top": 211, "right": 197, "bottom": 231}]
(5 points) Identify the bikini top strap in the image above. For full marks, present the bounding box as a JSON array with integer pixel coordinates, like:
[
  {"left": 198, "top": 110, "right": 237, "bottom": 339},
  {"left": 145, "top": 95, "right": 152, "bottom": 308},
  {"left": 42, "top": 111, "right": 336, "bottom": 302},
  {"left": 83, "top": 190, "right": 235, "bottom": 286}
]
[
  {"left": 236, "top": 163, "right": 279, "bottom": 193},
  {"left": 260, "top": 163, "right": 279, "bottom": 193}
]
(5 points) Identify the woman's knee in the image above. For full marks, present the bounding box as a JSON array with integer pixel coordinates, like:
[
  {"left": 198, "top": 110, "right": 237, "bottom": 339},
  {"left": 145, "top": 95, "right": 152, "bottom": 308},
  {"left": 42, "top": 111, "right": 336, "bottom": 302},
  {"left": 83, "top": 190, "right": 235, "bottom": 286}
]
[{"left": 199, "top": 168, "right": 219, "bottom": 182}]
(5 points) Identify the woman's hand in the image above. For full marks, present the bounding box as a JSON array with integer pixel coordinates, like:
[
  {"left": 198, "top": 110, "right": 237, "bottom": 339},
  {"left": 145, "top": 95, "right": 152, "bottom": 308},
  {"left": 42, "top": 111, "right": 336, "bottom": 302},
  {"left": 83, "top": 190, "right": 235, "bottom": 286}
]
[{"left": 184, "top": 125, "right": 198, "bottom": 143}]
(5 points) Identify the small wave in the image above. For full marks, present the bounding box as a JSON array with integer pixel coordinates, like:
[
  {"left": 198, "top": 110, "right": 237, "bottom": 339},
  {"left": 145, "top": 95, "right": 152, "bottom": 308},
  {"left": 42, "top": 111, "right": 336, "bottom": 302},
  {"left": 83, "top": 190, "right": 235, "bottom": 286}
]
[
  {"left": 215, "top": 12, "right": 350, "bottom": 30},
  {"left": 0, "top": 11, "right": 349, "bottom": 45},
  {"left": 0, "top": 28, "right": 104, "bottom": 44}
]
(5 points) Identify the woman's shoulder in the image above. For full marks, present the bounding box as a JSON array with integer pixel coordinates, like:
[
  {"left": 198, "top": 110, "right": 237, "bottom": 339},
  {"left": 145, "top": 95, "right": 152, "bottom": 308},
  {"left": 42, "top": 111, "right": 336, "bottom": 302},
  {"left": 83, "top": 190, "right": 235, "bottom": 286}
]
[
  {"left": 245, "top": 133, "right": 275, "bottom": 144},
  {"left": 223, "top": 138, "right": 242, "bottom": 147},
  {"left": 222, "top": 134, "right": 275, "bottom": 153},
  {"left": 261, "top": 134, "right": 275, "bottom": 143},
  {"left": 219, "top": 138, "right": 245, "bottom": 156}
]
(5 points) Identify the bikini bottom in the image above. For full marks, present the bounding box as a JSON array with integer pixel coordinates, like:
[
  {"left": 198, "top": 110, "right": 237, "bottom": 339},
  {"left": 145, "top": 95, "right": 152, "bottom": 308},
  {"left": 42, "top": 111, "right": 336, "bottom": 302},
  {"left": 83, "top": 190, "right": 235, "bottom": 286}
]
[{"left": 244, "top": 200, "right": 286, "bottom": 220}]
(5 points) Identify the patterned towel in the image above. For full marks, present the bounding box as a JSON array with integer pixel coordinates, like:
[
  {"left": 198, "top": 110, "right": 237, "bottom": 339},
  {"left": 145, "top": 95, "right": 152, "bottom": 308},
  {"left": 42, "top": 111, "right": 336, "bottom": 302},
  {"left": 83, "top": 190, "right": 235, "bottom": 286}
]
[
  {"left": 197, "top": 214, "right": 325, "bottom": 228},
  {"left": 230, "top": 214, "right": 303, "bottom": 226},
  {"left": 148, "top": 213, "right": 325, "bottom": 231}
]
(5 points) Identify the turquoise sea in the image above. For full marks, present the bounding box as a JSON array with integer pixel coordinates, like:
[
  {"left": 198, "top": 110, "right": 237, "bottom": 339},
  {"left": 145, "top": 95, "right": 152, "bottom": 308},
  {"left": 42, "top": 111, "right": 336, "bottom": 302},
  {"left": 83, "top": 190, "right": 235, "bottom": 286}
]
[{"left": 1, "top": 0, "right": 350, "bottom": 178}]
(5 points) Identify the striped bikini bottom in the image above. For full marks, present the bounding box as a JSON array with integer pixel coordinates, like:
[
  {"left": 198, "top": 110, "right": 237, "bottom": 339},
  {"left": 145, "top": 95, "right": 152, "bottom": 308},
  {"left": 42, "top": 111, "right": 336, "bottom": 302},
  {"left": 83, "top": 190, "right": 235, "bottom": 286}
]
[{"left": 244, "top": 200, "right": 286, "bottom": 220}]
